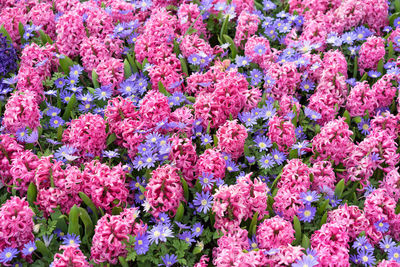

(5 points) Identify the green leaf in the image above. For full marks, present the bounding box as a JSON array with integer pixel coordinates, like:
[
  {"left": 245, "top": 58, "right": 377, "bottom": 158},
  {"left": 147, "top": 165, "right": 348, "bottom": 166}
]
[
  {"left": 181, "top": 177, "right": 189, "bottom": 201},
  {"left": 289, "top": 149, "right": 298, "bottom": 159},
  {"left": 68, "top": 205, "right": 80, "bottom": 236},
  {"left": 377, "top": 58, "right": 384, "bottom": 74},
  {"left": 388, "top": 41, "right": 394, "bottom": 61},
  {"left": 396, "top": 0, "right": 400, "bottom": 13},
  {"left": 27, "top": 182, "right": 37, "bottom": 207},
  {"left": 267, "top": 195, "right": 274, "bottom": 214},
  {"left": 293, "top": 215, "right": 302, "bottom": 245},
  {"left": 270, "top": 172, "right": 281, "bottom": 192},
  {"left": 18, "top": 22, "right": 24, "bottom": 40},
  {"left": 112, "top": 206, "right": 122, "bottom": 215},
  {"left": 173, "top": 39, "right": 181, "bottom": 55},
  {"left": 35, "top": 240, "right": 51, "bottom": 257},
  {"left": 353, "top": 56, "right": 358, "bottom": 79},
  {"left": 92, "top": 70, "right": 100, "bottom": 88},
  {"left": 213, "top": 134, "right": 218, "bottom": 146},
  {"left": 62, "top": 93, "right": 76, "bottom": 121},
  {"left": 249, "top": 211, "right": 259, "bottom": 236},
  {"left": 353, "top": 116, "right": 362, "bottom": 124},
  {"left": 180, "top": 57, "right": 189, "bottom": 76},
  {"left": 127, "top": 53, "right": 138, "bottom": 73},
  {"left": 142, "top": 58, "right": 149, "bottom": 70},
  {"left": 78, "top": 192, "right": 99, "bottom": 221},
  {"left": 343, "top": 110, "right": 351, "bottom": 127},
  {"left": 335, "top": 179, "right": 345, "bottom": 198},
  {"left": 107, "top": 133, "right": 116, "bottom": 146},
  {"left": 187, "top": 96, "right": 195, "bottom": 103},
  {"left": 222, "top": 34, "right": 237, "bottom": 59},
  {"left": 301, "top": 234, "right": 310, "bottom": 249},
  {"left": 158, "top": 81, "right": 171, "bottom": 96},
  {"left": 317, "top": 199, "right": 329, "bottom": 215},
  {"left": 39, "top": 30, "right": 53, "bottom": 44},
  {"left": 57, "top": 125, "right": 63, "bottom": 142},
  {"left": 193, "top": 246, "right": 203, "bottom": 254},
  {"left": 320, "top": 211, "right": 328, "bottom": 227},
  {"left": 360, "top": 72, "right": 368, "bottom": 82},
  {"left": 390, "top": 12, "right": 400, "bottom": 27},
  {"left": 78, "top": 207, "right": 94, "bottom": 241},
  {"left": 59, "top": 56, "right": 74, "bottom": 74},
  {"left": 220, "top": 16, "right": 229, "bottom": 42},
  {"left": 124, "top": 59, "right": 132, "bottom": 79},
  {"left": 119, "top": 256, "right": 129, "bottom": 267},
  {"left": 174, "top": 202, "right": 184, "bottom": 222},
  {"left": 0, "top": 25, "right": 12, "bottom": 43}
]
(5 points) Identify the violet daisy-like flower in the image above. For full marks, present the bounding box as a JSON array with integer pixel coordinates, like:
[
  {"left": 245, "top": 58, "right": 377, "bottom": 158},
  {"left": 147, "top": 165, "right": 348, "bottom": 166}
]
[
  {"left": 298, "top": 205, "right": 316, "bottom": 222},
  {"left": 374, "top": 219, "right": 389, "bottom": 233},
  {"left": 388, "top": 246, "right": 400, "bottom": 262},
  {"left": 292, "top": 255, "right": 318, "bottom": 267},
  {"left": 62, "top": 233, "right": 81, "bottom": 247},
  {"left": 259, "top": 154, "right": 275, "bottom": 169},
  {"left": 254, "top": 135, "right": 272, "bottom": 151},
  {"left": 16, "top": 127, "right": 29, "bottom": 142},
  {"left": 300, "top": 191, "right": 320, "bottom": 205},
  {"left": 178, "top": 231, "right": 195, "bottom": 244},
  {"left": 357, "top": 118, "right": 370, "bottom": 135},
  {"left": 135, "top": 234, "right": 150, "bottom": 255},
  {"left": 199, "top": 172, "right": 215, "bottom": 190},
  {"left": 160, "top": 254, "right": 178, "bottom": 267},
  {"left": 191, "top": 222, "right": 203, "bottom": 237},
  {"left": 193, "top": 191, "right": 213, "bottom": 214},
  {"left": 0, "top": 247, "right": 18, "bottom": 263},
  {"left": 22, "top": 241, "right": 37, "bottom": 256},
  {"left": 358, "top": 250, "right": 375, "bottom": 266}
]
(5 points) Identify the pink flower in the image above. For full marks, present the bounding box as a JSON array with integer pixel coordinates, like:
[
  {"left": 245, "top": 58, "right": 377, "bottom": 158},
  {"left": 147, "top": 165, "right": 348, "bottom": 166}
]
[
  {"left": 62, "top": 113, "right": 108, "bottom": 158},
  {"left": 267, "top": 116, "right": 296, "bottom": 153},
  {"left": 346, "top": 81, "right": 378, "bottom": 117},
  {"left": 52, "top": 246, "right": 90, "bottom": 267},
  {"left": 216, "top": 120, "right": 248, "bottom": 160},
  {"left": 139, "top": 90, "right": 171, "bottom": 129},
  {"left": 257, "top": 216, "right": 295, "bottom": 250},
  {"left": 358, "top": 36, "right": 385, "bottom": 74},
  {"left": 196, "top": 148, "right": 226, "bottom": 180},
  {"left": 95, "top": 57, "right": 124, "bottom": 89},
  {"left": 265, "top": 62, "right": 301, "bottom": 101},
  {"left": 0, "top": 134, "right": 24, "bottom": 185},
  {"left": 234, "top": 10, "right": 260, "bottom": 48},
  {"left": 9, "top": 150, "right": 39, "bottom": 194},
  {"left": 0, "top": 197, "right": 35, "bottom": 252},
  {"left": 169, "top": 136, "right": 198, "bottom": 186},
  {"left": 311, "top": 161, "right": 337, "bottom": 193},
  {"left": 55, "top": 11, "right": 86, "bottom": 57},
  {"left": 144, "top": 164, "right": 185, "bottom": 217}
]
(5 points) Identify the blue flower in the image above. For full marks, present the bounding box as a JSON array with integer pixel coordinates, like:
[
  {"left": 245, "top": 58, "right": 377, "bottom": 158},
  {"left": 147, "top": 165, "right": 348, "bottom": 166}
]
[
  {"left": 193, "top": 191, "right": 213, "bottom": 214},
  {"left": 380, "top": 236, "right": 396, "bottom": 252},
  {"left": 388, "top": 246, "right": 400, "bottom": 262},
  {"left": 188, "top": 54, "right": 201, "bottom": 65},
  {"left": 16, "top": 127, "right": 29, "bottom": 142},
  {"left": 0, "top": 247, "right": 18, "bottom": 263},
  {"left": 357, "top": 118, "right": 370, "bottom": 135},
  {"left": 236, "top": 55, "right": 251, "bottom": 67},
  {"left": 292, "top": 255, "right": 318, "bottom": 267},
  {"left": 49, "top": 116, "right": 65, "bottom": 128},
  {"left": 357, "top": 250, "right": 375, "bottom": 266},
  {"left": 160, "top": 254, "right": 178, "bottom": 267},
  {"left": 374, "top": 219, "right": 389, "bottom": 233},
  {"left": 298, "top": 205, "right": 316, "bottom": 222},
  {"left": 254, "top": 135, "right": 272, "bottom": 152},
  {"left": 271, "top": 149, "right": 286, "bottom": 165},
  {"left": 148, "top": 224, "right": 173, "bottom": 244},
  {"left": 62, "top": 233, "right": 81, "bottom": 247},
  {"left": 22, "top": 241, "right": 36, "bottom": 256},
  {"left": 259, "top": 154, "right": 276, "bottom": 169},
  {"left": 191, "top": 222, "right": 204, "bottom": 237},
  {"left": 135, "top": 234, "right": 150, "bottom": 255},
  {"left": 94, "top": 86, "right": 112, "bottom": 101},
  {"left": 199, "top": 172, "right": 215, "bottom": 190},
  {"left": 178, "top": 231, "right": 195, "bottom": 244},
  {"left": 300, "top": 191, "right": 320, "bottom": 205},
  {"left": 201, "top": 134, "right": 212, "bottom": 146}
]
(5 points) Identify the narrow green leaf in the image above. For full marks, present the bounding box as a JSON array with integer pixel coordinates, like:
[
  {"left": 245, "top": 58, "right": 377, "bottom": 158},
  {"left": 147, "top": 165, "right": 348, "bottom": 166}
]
[
  {"left": 289, "top": 149, "right": 298, "bottom": 159},
  {"left": 320, "top": 211, "right": 328, "bottom": 227},
  {"left": 78, "top": 207, "right": 94, "bottom": 239},
  {"left": 249, "top": 211, "right": 259, "bottom": 236},
  {"left": 213, "top": 134, "right": 218, "bottom": 146},
  {"left": 35, "top": 240, "right": 51, "bottom": 257},
  {"left": 293, "top": 215, "right": 302, "bottom": 244},
  {"left": 173, "top": 40, "right": 181, "bottom": 55},
  {"left": 353, "top": 56, "right": 358, "bottom": 79},
  {"left": 335, "top": 178, "right": 345, "bottom": 198},
  {"left": 92, "top": 70, "right": 100, "bottom": 88},
  {"left": 222, "top": 34, "right": 237, "bottom": 59},
  {"left": 119, "top": 257, "right": 129, "bottom": 267},
  {"left": 301, "top": 234, "right": 310, "bottom": 249},
  {"left": 57, "top": 125, "right": 63, "bottom": 142},
  {"left": 62, "top": 93, "right": 76, "bottom": 121},
  {"left": 112, "top": 206, "right": 122, "bottom": 215},
  {"left": 78, "top": 192, "right": 99, "bottom": 222},
  {"left": 360, "top": 72, "right": 368, "bottom": 82},
  {"left": 174, "top": 202, "right": 184, "bottom": 222},
  {"left": 124, "top": 59, "right": 132, "bottom": 79},
  {"left": 377, "top": 58, "right": 384, "bottom": 74},
  {"left": 107, "top": 133, "right": 116, "bottom": 146},
  {"left": 59, "top": 56, "right": 74, "bottom": 74},
  {"left": 181, "top": 177, "right": 189, "bottom": 201},
  {"left": 180, "top": 57, "right": 189, "bottom": 76},
  {"left": 68, "top": 205, "right": 80, "bottom": 236},
  {"left": 0, "top": 25, "right": 12, "bottom": 43},
  {"left": 27, "top": 182, "right": 37, "bottom": 207},
  {"left": 220, "top": 16, "right": 229, "bottom": 42},
  {"left": 343, "top": 110, "right": 351, "bottom": 127},
  {"left": 18, "top": 22, "right": 24, "bottom": 39},
  {"left": 39, "top": 30, "right": 53, "bottom": 44},
  {"left": 396, "top": 0, "right": 400, "bottom": 13},
  {"left": 317, "top": 199, "right": 329, "bottom": 215},
  {"left": 141, "top": 58, "right": 149, "bottom": 70},
  {"left": 158, "top": 81, "right": 171, "bottom": 96}
]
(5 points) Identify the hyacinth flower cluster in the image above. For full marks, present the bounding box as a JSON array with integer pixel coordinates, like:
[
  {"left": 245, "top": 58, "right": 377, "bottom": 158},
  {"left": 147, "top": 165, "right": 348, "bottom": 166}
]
[{"left": 2, "top": 0, "right": 400, "bottom": 266}]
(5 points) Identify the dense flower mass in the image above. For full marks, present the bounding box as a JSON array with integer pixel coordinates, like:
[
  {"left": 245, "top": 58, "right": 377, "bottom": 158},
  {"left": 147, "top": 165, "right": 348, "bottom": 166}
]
[{"left": 1, "top": 0, "right": 400, "bottom": 266}]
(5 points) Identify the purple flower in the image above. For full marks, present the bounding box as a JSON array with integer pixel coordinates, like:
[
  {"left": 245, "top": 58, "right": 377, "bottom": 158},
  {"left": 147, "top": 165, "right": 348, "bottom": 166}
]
[
  {"left": 193, "top": 191, "right": 213, "bottom": 214},
  {"left": 235, "top": 55, "right": 251, "bottom": 67},
  {"left": 298, "top": 205, "right": 316, "bottom": 222},
  {"left": 300, "top": 191, "right": 320, "bottom": 205},
  {"left": 188, "top": 54, "right": 201, "bottom": 65},
  {"left": 357, "top": 118, "right": 370, "bottom": 135},
  {"left": 62, "top": 233, "right": 80, "bottom": 247},
  {"left": 178, "top": 231, "right": 195, "bottom": 244},
  {"left": 380, "top": 236, "right": 396, "bottom": 252},
  {"left": 259, "top": 154, "right": 276, "bottom": 169},
  {"left": 304, "top": 107, "right": 321, "bottom": 121},
  {"left": 148, "top": 224, "right": 173, "bottom": 245},
  {"left": 0, "top": 247, "right": 18, "bottom": 263},
  {"left": 200, "top": 134, "right": 212, "bottom": 146},
  {"left": 94, "top": 86, "right": 112, "bottom": 101},
  {"left": 292, "top": 255, "right": 318, "bottom": 267},
  {"left": 21, "top": 241, "right": 36, "bottom": 256},
  {"left": 199, "top": 172, "right": 215, "bottom": 190},
  {"left": 388, "top": 246, "right": 400, "bottom": 262},
  {"left": 135, "top": 234, "right": 149, "bottom": 255},
  {"left": 254, "top": 135, "right": 272, "bottom": 151},
  {"left": 357, "top": 250, "right": 375, "bottom": 266},
  {"left": 191, "top": 222, "right": 203, "bottom": 237},
  {"left": 160, "top": 254, "right": 178, "bottom": 267},
  {"left": 49, "top": 116, "right": 65, "bottom": 128},
  {"left": 16, "top": 127, "right": 29, "bottom": 142},
  {"left": 374, "top": 219, "right": 389, "bottom": 233}
]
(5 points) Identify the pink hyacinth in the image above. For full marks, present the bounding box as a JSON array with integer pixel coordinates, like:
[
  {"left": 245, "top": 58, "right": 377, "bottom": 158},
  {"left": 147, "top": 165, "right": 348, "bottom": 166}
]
[
  {"left": 9, "top": 150, "right": 39, "bottom": 194},
  {"left": 358, "top": 36, "right": 385, "bottom": 75},
  {"left": 265, "top": 62, "right": 301, "bottom": 101},
  {"left": 91, "top": 208, "right": 146, "bottom": 264},
  {"left": 310, "top": 161, "right": 337, "bottom": 193},
  {"left": 177, "top": 3, "right": 208, "bottom": 37},
  {"left": 144, "top": 164, "right": 185, "bottom": 217},
  {"left": 52, "top": 246, "right": 90, "bottom": 267},
  {"left": 311, "top": 117, "right": 354, "bottom": 165},
  {"left": 234, "top": 10, "right": 260, "bottom": 48},
  {"left": 216, "top": 120, "right": 248, "bottom": 160},
  {"left": 0, "top": 197, "right": 35, "bottom": 252},
  {"left": 371, "top": 74, "right": 397, "bottom": 109},
  {"left": 257, "top": 216, "right": 295, "bottom": 250},
  {"left": 28, "top": 2, "right": 56, "bottom": 39},
  {"left": 244, "top": 36, "right": 274, "bottom": 71},
  {"left": 212, "top": 173, "right": 269, "bottom": 230},
  {"left": 308, "top": 90, "right": 340, "bottom": 125},
  {"left": 55, "top": 11, "right": 86, "bottom": 57},
  {"left": 267, "top": 115, "right": 296, "bottom": 153},
  {"left": 311, "top": 222, "right": 350, "bottom": 267},
  {"left": 95, "top": 57, "right": 124, "bottom": 89},
  {"left": 346, "top": 81, "right": 378, "bottom": 117},
  {"left": 382, "top": 168, "right": 400, "bottom": 202},
  {"left": 196, "top": 148, "right": 226, "bottom": 180},
  {"left": 2, "top": 91, "right": 41, "bottom": 135},
  {"left": 62, "top": 113, "right": 108, "bottom": 158},
  {"left": 147, "top": 55, "right": 183, "bottom": 93},
  {"left": 82, "top": 161, "right": 128, "bottom": 213},
  {"left": 0, "top": 134, "right": 24, "bottom": 185},
  {"left": 139, "top": 90, "right": 171, "bottom": 129},
  {"left": 169, "top": 136, "right": 198, "bottom": 186},
  {"left": 179, "top": 34, "right": 214, "bottom": 59}
]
